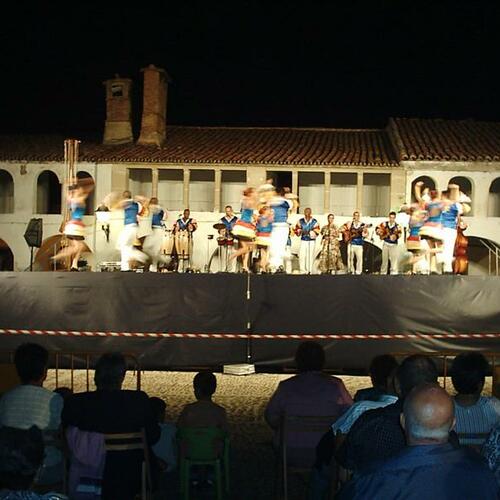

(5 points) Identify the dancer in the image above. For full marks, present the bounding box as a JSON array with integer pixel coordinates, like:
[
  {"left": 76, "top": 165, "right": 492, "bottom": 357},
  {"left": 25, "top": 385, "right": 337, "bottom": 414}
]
[
  {"left": 115, "top": 191, "right": 148, "bottom": 271},
  {"left": 376, "top": 211, "right": 402, "bottom": 275},
  {"left": 399, "top": 202, "right": 430, "bottom": 274},
  {"left": 230, "top": 188, "right": 257, "bottom": 272},
  {"left": 341, "top": 211, "right": 368, "bottom": 275},
  {"left": 294, "top": 208, "right": 320, "bottom": 274},
  {"left": 269, "top": 187, "right": 294, "bottom": 273},
  {"left": 142, "top": 197, "right": 167, "bottom": 272},
  {"left": 173, "top": 209, "right": 197, "bottom": 271},
  {"left": 284, "top": 224, "right": 294, "bottom": 274},
  {"left": 52, "top": 176, "right": 94, "bottom": 271},
  {"left": 318, "top": 214, "right": 344, "bottom": 274},
  {"left": 219, "top": 205, "right": 238, "bottom": 272},
  {"left": 414, "top": 181, "right": 444, "bottom": 274},
  {"left": 440, "top": 185, "right": 471, "bottom": 274},
  {"left": 255, "top": 205, "right": 273, "bottom": 273}
]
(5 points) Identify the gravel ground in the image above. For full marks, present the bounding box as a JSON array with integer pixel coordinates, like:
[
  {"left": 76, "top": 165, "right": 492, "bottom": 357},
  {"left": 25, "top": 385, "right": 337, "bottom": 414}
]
[{"left": 45, "top": 370, "right": 493, "bottom": 500}]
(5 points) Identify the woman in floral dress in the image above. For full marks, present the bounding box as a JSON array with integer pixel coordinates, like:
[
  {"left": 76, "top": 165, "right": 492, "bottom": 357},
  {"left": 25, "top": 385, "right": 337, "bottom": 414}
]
[{"left": 319, "top": 214, "right": 344, "bottom": 274}]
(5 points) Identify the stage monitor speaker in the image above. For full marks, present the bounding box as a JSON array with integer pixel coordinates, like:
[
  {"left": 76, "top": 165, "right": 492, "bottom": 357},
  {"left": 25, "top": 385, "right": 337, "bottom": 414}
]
[{"left": 24, "top": 218, "right": 43, "bottom": 248}]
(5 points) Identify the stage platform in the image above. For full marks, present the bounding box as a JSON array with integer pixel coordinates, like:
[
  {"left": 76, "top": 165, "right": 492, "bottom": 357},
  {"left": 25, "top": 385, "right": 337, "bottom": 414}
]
[{"left": 0, "top": 272, "right": 499, "bottom": 372}]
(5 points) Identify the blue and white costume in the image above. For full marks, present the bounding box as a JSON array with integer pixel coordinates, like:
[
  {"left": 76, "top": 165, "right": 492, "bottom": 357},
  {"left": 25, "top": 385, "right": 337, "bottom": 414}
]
[
  {"left": 117, "top": 198, "right": 147, "bottom": 271},
  {"left": 143, "top": 205, "right": 167, "bottom": 272},
  {"left": 269, "top": 196, "right": 293, "bottom": 270},
  {"left": 295, "top": 216, "right": 320, "bottom": 274},
  {"left": 440, "top": 202, "right": 463, "bottom": 273},
  {"left": 379, "top": 221, "right": 402, "bottom": 275}
]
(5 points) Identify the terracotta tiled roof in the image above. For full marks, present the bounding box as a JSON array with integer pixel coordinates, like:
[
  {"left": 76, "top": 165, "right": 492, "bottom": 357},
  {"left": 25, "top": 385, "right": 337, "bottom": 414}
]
[
  {"left": 389, "top": 118, "right": 500, "bottom": 162},
  {"left": 0, "top": 126, "right": 399, "bottom": 166}
]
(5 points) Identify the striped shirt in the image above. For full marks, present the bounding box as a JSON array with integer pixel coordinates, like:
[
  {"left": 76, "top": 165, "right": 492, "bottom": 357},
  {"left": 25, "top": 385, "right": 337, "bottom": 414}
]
[
  {"left": 454, "top": 396, "right": 500, "bottom": 446},
  {"left": 0, "top": 385, "right": 63, "bottom": 466}
]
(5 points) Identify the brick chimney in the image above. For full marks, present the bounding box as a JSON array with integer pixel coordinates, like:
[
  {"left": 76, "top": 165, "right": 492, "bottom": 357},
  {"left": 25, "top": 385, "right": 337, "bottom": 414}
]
[
  {"left": 103, "top": 75, "right": 133, "bottom": 145},
  {"left": 137, "top": 65, "right": 168, "bottom": 146}
]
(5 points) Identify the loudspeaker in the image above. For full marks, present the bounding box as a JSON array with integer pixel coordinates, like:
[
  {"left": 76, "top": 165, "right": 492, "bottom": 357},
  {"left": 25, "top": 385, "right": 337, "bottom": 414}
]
[{"left": 24, "top": 218, "right": 43, "bottom": 248}]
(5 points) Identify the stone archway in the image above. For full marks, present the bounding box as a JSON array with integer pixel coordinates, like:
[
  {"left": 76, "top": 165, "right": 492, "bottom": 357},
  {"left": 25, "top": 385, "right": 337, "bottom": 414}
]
[{"left": 0, "top": 239, "right": 14, "bottom": 271}]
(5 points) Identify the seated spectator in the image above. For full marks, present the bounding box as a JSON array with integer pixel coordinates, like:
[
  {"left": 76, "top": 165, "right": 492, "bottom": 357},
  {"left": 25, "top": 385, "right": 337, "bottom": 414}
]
[
  {"left": 0, "top": 343, "right": 63, "bottom": 486},
  {"left": 265, "top": 342, "right": 352, "bottom": 467},
  {"left": 177, "top": 371, "right": 228, "bottom": 433},
  {"left": 354, "top": 354, "right": 399, "bottom": 402},
  {"left": 0, "top": 425, "right": 66, "bottom": 499},
  {"left": 53, "top": 387, "right": 73, "bottom": 402},
  {"left": 62, "top": 353, "right": 160, "bottom": 500},
  {"left": 150, "top": 397, "right": 177, "bottom": 472},
  {"left": 335, "top": 354, "right": 447, "bottom": 472},
  {"left": 451, "top": 352, "right": 500, "bottom": 447},
  {"left": 339, "top": 384, "right": 498, "bottom": 499},
  {"left": 482, "top": 421, "right": 500, "bottom": 486}
]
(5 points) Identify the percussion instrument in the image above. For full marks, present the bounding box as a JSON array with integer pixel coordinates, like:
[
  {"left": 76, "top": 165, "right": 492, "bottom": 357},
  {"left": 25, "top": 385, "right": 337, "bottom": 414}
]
[
  {"left": 175, "top": 230, "right": 192, "bottom": 260},
  {"left": 213, "top": 223, "right": 227, "bottom": 230},
  {"left": 161, "top": 229, "right": 175, "bottom": 256},
  {"left": 98, "top": 261, "right": 121, "bottom": 272},
  {"left": 217, "top": 236, "right": 226, "bottom": 246}
]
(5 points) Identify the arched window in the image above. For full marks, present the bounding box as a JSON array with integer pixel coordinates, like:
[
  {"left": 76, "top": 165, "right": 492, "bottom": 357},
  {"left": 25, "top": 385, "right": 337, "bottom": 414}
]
[
  {"left": 449, "top": 176, "right": 473, "bottom": 214},
  {"left": 76, "top": 171, "right": 95, "bottom": 215},
  {"left": 488, "top": 178, "right": 500, "bottom": 217},
  {"left": 36, "top": 170, "right": 61, "bottom": 214},
  {"left": 411, "top": 176, "right": 436, "bottom": 203},
  {"left": 0, "top": 239, "right": 14, "bottom": 271},
  {"left": 0, "top": 170, "right": 14, "bottom": 213}
]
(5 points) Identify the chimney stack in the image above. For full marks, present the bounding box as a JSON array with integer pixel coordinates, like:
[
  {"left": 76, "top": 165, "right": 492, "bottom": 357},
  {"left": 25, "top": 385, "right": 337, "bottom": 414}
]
[
  {"left": 103, "top": 75, "right": 133, "bottom": 145},
  {"left": 137, "top": 64, "right": 168, "bottom": 146}
]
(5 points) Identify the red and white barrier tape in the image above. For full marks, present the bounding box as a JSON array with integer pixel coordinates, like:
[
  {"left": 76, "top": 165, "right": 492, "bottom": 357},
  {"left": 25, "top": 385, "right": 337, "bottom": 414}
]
[{"left": 0, "top": 328, "right": 499, "bottom": 340}]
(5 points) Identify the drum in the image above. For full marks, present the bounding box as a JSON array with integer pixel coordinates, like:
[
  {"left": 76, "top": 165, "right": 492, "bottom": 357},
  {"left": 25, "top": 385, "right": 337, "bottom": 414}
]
[
  {"left": 161, "top": 229, "right": 175, "bottom": 256},
  {"left": 98, "top": 261, "right": 121, "bottom": 272},
  {"left": 226, "top": 237, "right": 235, "bottom": 247},
  {"left": 175, "top": 230, "right": 192, "bottom": 259},
  {"left": 217, "top": 236, "right": 226, "bottom": 246}
]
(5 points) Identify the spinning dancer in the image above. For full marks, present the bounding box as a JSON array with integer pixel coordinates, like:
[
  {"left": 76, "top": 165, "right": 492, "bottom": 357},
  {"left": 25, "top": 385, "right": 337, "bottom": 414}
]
[
  {"left": 294, "top": 207, "right": 320, "bottom": 274},
  {"left": 376, "top": 211, "right": 402, "bottom": 275},
  {"left": 230, "top": 188, "right": 257, "bottom": 272},
  {"left": 318, "top": 214, "right": 344, "bottom": 274},
  {"left": 255, "top": 205, "right": 273, "bottom": 273},
  {"left": 115, "top": 191, "right": 148, "bottom": 271},
  {"left": 269, "top": 187, "right": 295, "bottom": 273},
  {"left": 52, "top": 176, "right": 94, "bottom": 271},
  {"left": 219, "top": 205, "right": 238, "bottom": 272},
  {"left": 414, "top": 181, "right": 444, "bottom": 274},
  {"left": 142, "top": 197, "right": 167, "bottom": 272},
  {"left": 173, "top": 209, "right": 197, "bottom": 271},
  {"left": 399, "top": 202, "right": 429, "bottom": 274},
  {"left": 341, "top": 211, "right": 368, "bottom": 275}
]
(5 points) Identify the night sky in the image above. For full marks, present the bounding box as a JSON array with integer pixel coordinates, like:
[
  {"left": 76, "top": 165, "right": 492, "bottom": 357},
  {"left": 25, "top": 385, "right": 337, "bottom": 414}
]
[{"left": 2, "top": 1, "right": 499, "bottom": 136}]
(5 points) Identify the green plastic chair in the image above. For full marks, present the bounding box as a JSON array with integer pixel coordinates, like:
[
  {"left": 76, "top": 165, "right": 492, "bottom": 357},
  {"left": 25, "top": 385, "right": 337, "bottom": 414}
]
[{"left": 177, "top": 427, "right": 230, "bottom": 500}]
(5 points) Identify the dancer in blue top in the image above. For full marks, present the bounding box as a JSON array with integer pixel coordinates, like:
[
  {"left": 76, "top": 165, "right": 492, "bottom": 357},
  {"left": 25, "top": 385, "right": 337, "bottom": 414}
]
[
  {"left": 231, "top": 188, "right": 257, "bottom": 272},
  {"left": 269, "top": 187, "right": 295, "bottom": 272},
  {"left": 255, "top": 205, "right": 273, "bottom": 273},
  {"left": 142, "top": 197, "right": 167, "bottom": 272}
]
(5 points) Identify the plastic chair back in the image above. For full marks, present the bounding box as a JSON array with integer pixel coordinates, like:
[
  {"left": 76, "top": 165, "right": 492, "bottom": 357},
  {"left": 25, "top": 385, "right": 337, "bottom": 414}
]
[{"left": 177, "top": 426, "right": 225, "bottom": 461}]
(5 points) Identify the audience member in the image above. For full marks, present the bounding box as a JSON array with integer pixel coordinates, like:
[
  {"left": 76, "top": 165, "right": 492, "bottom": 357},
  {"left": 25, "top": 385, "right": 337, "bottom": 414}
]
[
  {"left": 335, "top": 354, "right": 443, "bottom": 472},
  {"left": 150, "top": 397, "right": 177, "bottom": 473},
  {"left": 53, "top": 387, "right": 73, "bottom": 402},
  {"left": 62, "top": 353, "right": 160, "bottom": 500},
  {"left": 0, "top": 343, "right": 63, "bottom": 486},
  {"left": 265, "top": 342, "right": 352, "bottom": 467},
  {"left": 354, "top": 354, "right": 399, "bottom": 402},
  {"left": 451, "top": 352, "right": 500, "bottom": 447},
  {"left": 177, "top": 371, "right": 228, "bottom": 433},
  {"left": 482, "top": 421, "right": 500, "bottom": 486},
  {"left": 0, "top": 426, "right": 66, "bottom": 499},
  {"left": 339, "top": 384, "right": 498, "bottom": 499}
]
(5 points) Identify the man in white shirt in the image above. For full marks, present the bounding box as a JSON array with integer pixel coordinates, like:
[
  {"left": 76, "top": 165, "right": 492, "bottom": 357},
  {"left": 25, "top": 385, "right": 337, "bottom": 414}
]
[{"left": 0, "top": 343, "right": 63, "bottom": 485}]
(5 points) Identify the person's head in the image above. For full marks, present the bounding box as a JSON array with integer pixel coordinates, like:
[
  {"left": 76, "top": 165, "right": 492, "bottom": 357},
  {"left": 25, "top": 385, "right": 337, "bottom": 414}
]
[
  {"left": 396, "top": 355, "right": 438, "bottom": 399},
  {"left": 369, "top": 354, "right": 399, "bottom": 391},
  {"left": 225, "top": 205, "right": 233, "bottom": 216},
  {"left": 259, "top": 205, "right": 270, "bottom": 216},
  {"left": 304, "top": 207, "right": 312, "bottom": 218},
  {"left": 243, "top": 187, "right": 255, "bottom": 198},
  {"left": 193, "top": 371, "right": 217, "bottom": 400},
  {"left": 0, "top": 426, "right": 44, "bottom": 491},
  {"left": 401, "top": 383, "right": 455, "bottom": 446},
  {"left": 149, "top": 397, "right": 167, "bottom": 423},
  {"left": 389, "top": 211, "right": 396, "bottom": 223},
  {"left": 150, "top": 197, "right": 158, "bottom": 205},
  {"left": 353, "top": 210, "right": 360, "bottom": 221},
  {"left": 451, "top": 352, "right": 490, "bottom": 395},
  {"left": 441, "top": 189, "right": 450, "bottom": 200},
  {"left": 94, "top": 352, "right": 126, "bottom": 390},
  {"left": 122, "top": 190, "right": 132, "bottom": 199},
  {"left": 53, "top": 387, "right": 73, "bottom": 401},
  {"left": 295, "top": 341, "right": 325, "bottom": 373},
  {"left": 327, "top": 213, "right": 335, "bottom": 224},
  {"left": 183, "top": 208, "right": 190, "bottom": 219},
  {"left": 14, "top": 343, "right": 49, "bottom": 385},
  {"left": 429, "top": 189, "right": 439, "bottom": 201}
]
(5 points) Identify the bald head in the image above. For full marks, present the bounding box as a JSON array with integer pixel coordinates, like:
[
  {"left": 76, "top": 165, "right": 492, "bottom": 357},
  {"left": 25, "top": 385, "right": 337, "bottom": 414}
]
[{"left": 401, "top": 384, "right": 454, "bottom": 445}]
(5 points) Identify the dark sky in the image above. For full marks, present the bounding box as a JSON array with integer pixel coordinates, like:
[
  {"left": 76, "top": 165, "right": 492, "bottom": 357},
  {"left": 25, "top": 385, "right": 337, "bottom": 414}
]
[{"left": 2, "top": 1, "right": 499, "bottom": 136}]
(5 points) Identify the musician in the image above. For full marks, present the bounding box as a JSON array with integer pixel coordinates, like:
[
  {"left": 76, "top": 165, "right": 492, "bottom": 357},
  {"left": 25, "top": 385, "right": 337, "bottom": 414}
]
[
  {"left": 376, "top": 211, "right": 402, "bottom": 275},
  {"left": 142, "top": 197, "right": 167, "bottom": 272},
  {"left": 219, "top": 205, "right": 238, "bottom": 272},
  {"left": 294, "top": 208, "right": 320, "bottom": 274},
  {"left": 342, "top": 211, "right": 368, "bottom": 275},
  {"left": 174, "top": 208, "right": 198, "bottom": 234},
  {"left": 173, "top": 209, "right": 197, "bottom": 270},
  {"left": 269, "top": 187, "right": 294, "bottom": 273}
]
